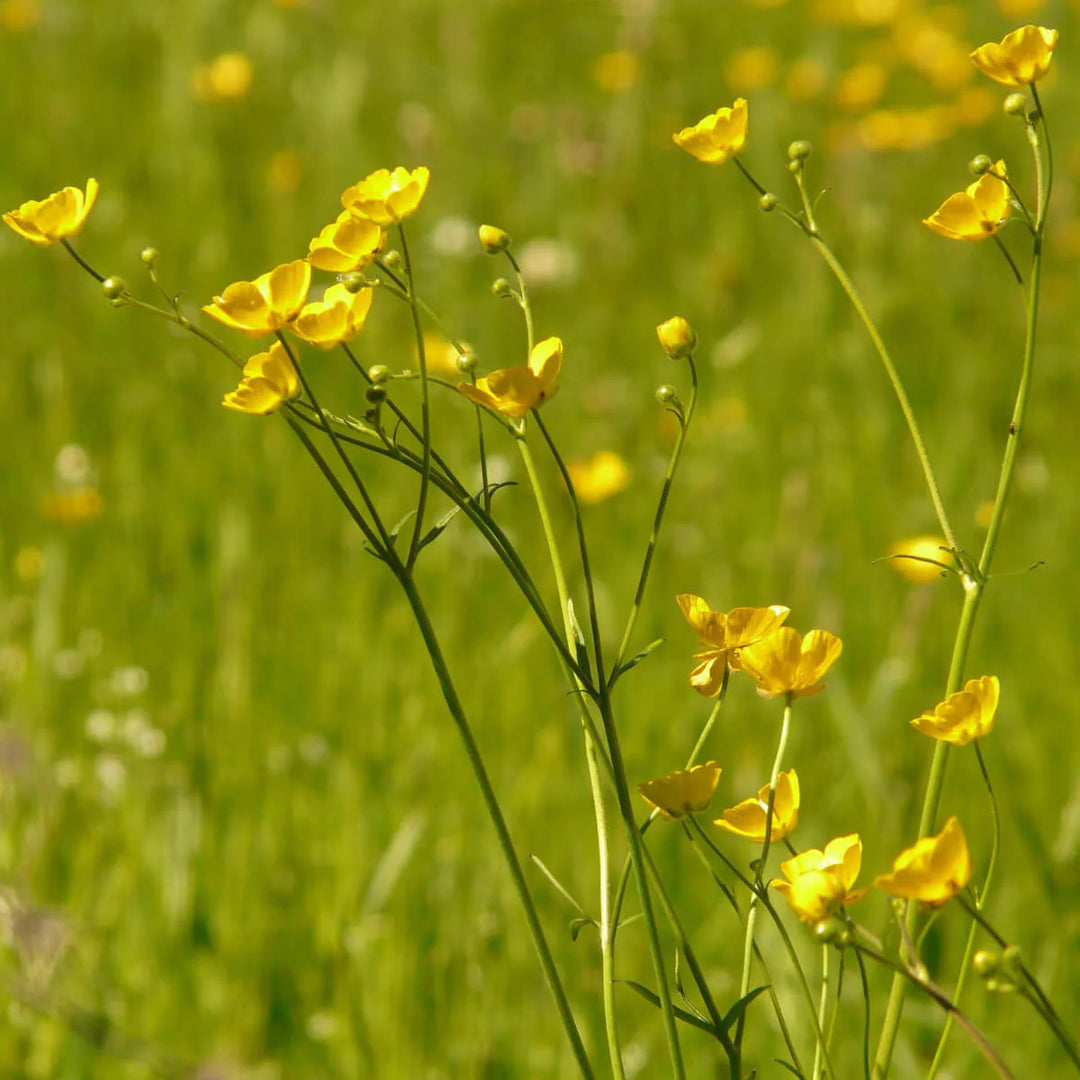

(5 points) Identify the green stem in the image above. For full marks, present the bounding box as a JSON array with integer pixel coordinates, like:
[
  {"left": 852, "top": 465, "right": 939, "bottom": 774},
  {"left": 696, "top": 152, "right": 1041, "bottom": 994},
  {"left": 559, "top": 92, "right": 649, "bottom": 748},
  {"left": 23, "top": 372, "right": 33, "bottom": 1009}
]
[{"left": 812, "top": 944, "right": 830, "bottom": 1080}]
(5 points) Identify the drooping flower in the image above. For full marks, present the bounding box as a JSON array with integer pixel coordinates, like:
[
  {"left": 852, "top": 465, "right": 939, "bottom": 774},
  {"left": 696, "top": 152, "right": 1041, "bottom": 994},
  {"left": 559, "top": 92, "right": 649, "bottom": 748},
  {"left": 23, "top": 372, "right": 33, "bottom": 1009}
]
[
  {"left": 223, "top": 340, "right": 301, "bottom": 415},
  {"left": 676, "top": 596, "right": 790, "bottom": 696},
  {"left": 673, "top": 99, "right": 749, "bottom": 164},
  {"left": 342, "top": 166, "right": 430, "bottom": 226},
  {"left": 202, "top": 260, "right": 312, "bottom": 338},
  {"left": 715, "top": 769, "right": 800, "bottom": 842},
  {"left": 910, "top": 676, "right": 999, "bottom": 746},
  {"left": 307, "top": 211, "right": 384, "bottom": 272},
  {"left": 639, "top": 762, "right": 721, "bottom": 821},
  {"left": 291, "top": 282, "right": 374, "bottom": 349},
  {"left": 738, "top": 626, "right": 843, "bottom": 699},
  {"left": 771, "top": 834, "right": 865, "bottom": 924},
  {"left": 887, "top": 536, "right": 953, "bottom": 583},
  {"left": 874, "top": 816, "right": 972, "bottom": 907},
  {"left": 566, "top": 450, "right": 631, "bottom": 504},
  {"left": 970, "top": 26, "right": 1058, "bottom": 87},
  {"left": 457, "top": 337, "right": 562, "bottom": 419},
  {"left": 923, "top": 160, "right": 1011, "bottom": 241},
  {"left": 3, "top": 179, "right": 99, "bottom": 246}
]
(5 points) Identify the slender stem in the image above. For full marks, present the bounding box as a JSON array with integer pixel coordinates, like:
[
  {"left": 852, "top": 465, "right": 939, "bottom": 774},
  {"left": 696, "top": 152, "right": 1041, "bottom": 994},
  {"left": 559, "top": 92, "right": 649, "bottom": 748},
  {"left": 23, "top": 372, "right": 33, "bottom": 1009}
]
[
  {"left": 506, "top": 250, "right": 535, "bottom": 354},
  {"left": 812, "top": 945, "right": 830, "bottom": 1080},
  {"left": 60, "top": 239, "right": 105, "bottom": 282}
]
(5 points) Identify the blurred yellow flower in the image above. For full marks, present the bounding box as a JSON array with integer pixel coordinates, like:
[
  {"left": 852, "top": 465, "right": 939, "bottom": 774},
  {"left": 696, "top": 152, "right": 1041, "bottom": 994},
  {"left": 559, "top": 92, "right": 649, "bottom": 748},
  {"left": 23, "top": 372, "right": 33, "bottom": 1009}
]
[
  {"left": 673, "top": 99, "right": 748, "bottom": 165},
  {"left": 15, "top": 545, "right": 44, "bottom": 582},
  {"left": 887, "top": 536, "right": 951, "bottom": 583},
  {"left": 566, "top": 450, "right": 631, "bottom": 504},
  {"left": 725, "top": 47, "right": 779, "bottom": 92},
  {"left": 267, "top": 150, "right": 302, "bottom": 194},
  {"left": 970, "top": 25, "right": 1057, "bottom": 87},
  {"left": 223, "top": 341, "right": 301, "bottom": 415},
  {"left": 923, "top": 160, "right": 1011, "bottom": 241},
  {"left": 974, "top": 499, "right": 995, "bottom": 528},
  {"left": 4, "top": 179, "right": 98, "bottom": 246},
  {"left": 656, "top": 316, "right": 697, "bottom": 359},
  {"left": 911, "top": 675, "right": 999, "bottom": 746},
  {"left": 833, "top": 62, "right": 888, "bottom": 112},
  {"left": 677, "top": 597, "right": 790, "bottom": 696},
  {"left": 457, "top": 337, "right": 562, "bottom": 419},
  {"left": 771, "top": 834, "right": 864, "bottom": 923},
  {"left": 874, "top": 816, "right": 971, "bottom": 906},
  {"left": 593, "top": 50, "right": 640, "bottom": 94},
  {"left": 0, "top": 0, "right": 39, "bottom": 33},
  {"left": 291, "top": 283, "right": 373, "bottom": 349},
  {"left": 715, "top": 769, "right": 800, "bottom": 842},
  {"left": 786, "top": 57, "right": 828, "bottom": 101},
  {"left": 41, "top": 488, "right": 103, "bottom": 525},
  {"left": 417, "top": 331, "right": 463, "bottom": 376},
  {"left": 639, "top": 762, "right": 721, "bottom": 821},
  {"left": 307, "top": 211, "right": 384, "bottom": 272},
  {"left": 812, "top": 0, "right": 902, "bottom": 25},
  {"left": 342, "top": 166, "right": 430, "bottom": 226},
  {"left": 192, "top": 52, "right": 254, "bottom": 103},
  {"left": 203, "top": 260, "right": 312, "bottom": 338},
  {"left": 856, "top": 105, "right": 956, "bottom": 153},
  {"left": 998, "top": 0, "right": 1046, "bottom": 15},
  {"left": 739, "top": 626, "right": 842, "bottom": 699}
]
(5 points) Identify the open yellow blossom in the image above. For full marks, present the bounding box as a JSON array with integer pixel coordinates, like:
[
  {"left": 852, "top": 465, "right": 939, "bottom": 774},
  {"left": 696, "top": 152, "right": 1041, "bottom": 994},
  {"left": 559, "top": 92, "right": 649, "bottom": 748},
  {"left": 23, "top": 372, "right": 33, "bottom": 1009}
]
[
  {"left": 639, "top": 762, "right": 721, "bottom": 821},
  {"left": 223, "top": 341, "right": 301, "bottom": 416},
  {"left": 457, "top": 337, "right": 562, "bottom": 420},
  {"left": 566, "top": 451, "right": 631, "bottom": 504},
  {"left": 4, "top": 179, "right": 98, "bottom": 246},
  {"left": 307, "top": 211, "right": 384, "bottom": 272},
  {"left": 342, "top": 166, "right": 430, "bottom": 226},
  {"left": 716, "top": 769, "right": 800, "bottom": 842},
  {"left": 771, "top": 834, "right": 864, "bottom": 924},
  {"left": 738, "top": 626, "right": 842, "bottom": 699},
  {"left": 888, "top": 536, "right": 952, "bottom": 584},
  {"left": 923, "top": 160, "right": 1011, "bottom": 241},
  {"left": 291, "top": 283, "right": 374, "bottom": 349},
  {"left": 910, "top": 676, "right": 999, "bottom": 746},
  {"left": 202, "top": 260, "right": 312, "bottom": 338},
  {"left": 677, "top": 596, "right": 790, "bottom": 696},
  {"left": 874, "top": 816, "right": 971, "bottom": 907},
  {"left": 673, "top": 99, "right": 748, "bottom": 165},
  {"left": 970, "top": 25, "right": 1057, "bottom": 87}
]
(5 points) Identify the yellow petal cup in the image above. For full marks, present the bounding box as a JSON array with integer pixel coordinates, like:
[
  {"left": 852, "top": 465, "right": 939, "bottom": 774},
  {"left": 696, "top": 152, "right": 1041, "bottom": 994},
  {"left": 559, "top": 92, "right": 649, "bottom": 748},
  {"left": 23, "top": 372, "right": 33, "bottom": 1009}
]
[
  {"left": 910, "top": 675, "right": 999, "bottom": 746},
  {"left": 970, "top": 25, "right": 1058, "bottom": 87},
  {"left": 4, "top": 178, "right": 99, "bottom": 246},
  {"left": 738, "top": 626, "right": 843, "bottom": 698},
  {"left": 307, "top": 211, "right": 384, "bottom": 272},
  {"left": 203, "top": 260, "right": 312, "bottom": 338},
  {"left": 342, "top": 166, "right": 431, "bottom": 226},
  {"left": 673, "top": 99, "right": 748, "bottom": 165},
  {"left": 291, "top": 283, "right": 374, "bottom": 349},
  {"left": 771, "top": 834, "right": 865, "bottom": 924},
  {"left": 923, "top": 160, "right": 1011, "bottom": 242},
  {"left": 457, "top": 337, "right": 563, "bottom": 419},
  {"left": 874, "top": 816, "right": 972, "bottom": 907},
  {"left": 639, "top": 762, "right": 721, "bottom": 821},
  {"left": 715, "top": 769, "right": 800, "bottom": 842},
  {"left": 223, "top": 341, "right": 301, "bottom": 416}
]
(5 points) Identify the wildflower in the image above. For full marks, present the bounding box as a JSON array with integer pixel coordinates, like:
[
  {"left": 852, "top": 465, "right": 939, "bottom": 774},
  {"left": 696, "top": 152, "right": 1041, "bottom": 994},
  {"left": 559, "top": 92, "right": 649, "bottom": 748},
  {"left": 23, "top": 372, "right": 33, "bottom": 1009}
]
[
  {"left": 910, "top": 676, "right": 999, "bottom": 746},
  {"left": 874, "top": 816, "right": 972, "bottom": 906},
  {"left": 341, "top": 166, "right": 430, "bottom": 226},
  {"left": 478, "top": 224, "right": 511, "bottom": 254},
  {"left": 656, "top": 316, "right": 697, "bottom": 359},
  {"left": 291, "top": 283, "right": 373, "bottom": 349},
  {"left": 566, "top": 451, "right": 631, "bottom": 504},
  {"left": 887, "top": 536, "right": 952, "bottom": 583},
  {"left": 192, "top": 52, "right": 254, "bottom": 103},
  {"left": 592, "top": 50, "right": 641, "bottom": 94},
  {"left": 223, "top": 341, "right": 301, "bottom": 415},
  {"left": 307, "top": 211, "right": 384, "bottom": 272},
  {"left": 417, "top": 331, "right": 465, "bottom": 376},
  {"left": 677, "top": 596, "right": 790, "bottom": 696},
  {"left": 202, "top": 260, "right": 311, "bottom": 338},
  {"left": 3, "top": 179, "right": 98, "bottom": 246},
  {"left": 457, "top": 337, "right": 562, "bottom": 420},
  {"left": 673, "top": 99, "right": 748, "bottom": 165},
  {"left": 716, "top": 769, "right": 800, "bottom": 842},
  {"left": 41, "top": 489, "right": 103, "bottom": 525},
  {"left": 923, "top": 160, "right": 1010, "bottom": 242},
  {"left": 970, "top": 26, "right": 1058, "bottom": 87},
  {"left": 771, "top": 834, "right": 865, "bottom": 923},
  {"left": 725, "top": 47, "right": 779, "bottom": 92},
  {"left": 639, "top": 762, "right": 721, "bottom": 821},
  {"left": 1, "top": 0, "right": 40, "bottom": 33},
  {"left": 738, "top": 626, "right": 842, "bottom": 699}
]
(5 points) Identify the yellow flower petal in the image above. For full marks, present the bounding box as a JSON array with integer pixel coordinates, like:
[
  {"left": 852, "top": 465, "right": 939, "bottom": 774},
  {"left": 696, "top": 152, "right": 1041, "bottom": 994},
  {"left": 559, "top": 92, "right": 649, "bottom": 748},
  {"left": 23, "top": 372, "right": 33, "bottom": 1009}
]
[
  {"left": 673, "top": 99, "right": 749, "bottom": 164},
  {"left": 739, "top": 626, "right": 842, "bottom": 698},
  {"left": 887, "top": 536, "right": 952, "bottom": 583},
  {"left": 715, "top": 769, "right": 800, "bottom": 842},
  {"left": 565, "top": 450, "right": 631, "bottom": 504},
  {"left": 874, "top": 816, "right": 971, "bottom": 906},
  {"left": 307, "top": 211, "right": 384, "bottom": 272},
  {"left": 3, "top": 178, "right": 99, "bottom": 246},
  {"left": 203, "top": 260, "right": 312, "bottom": 338},
  {"left": 342, "top": 166, "right": 430, "bottom": 226},
  {"left": 910, "top": 675, "right": 999, "bottom": 746},
  {"left": 457, "top": 341, "right": 562, "bottom": 420},
  {"left": 770, "top": 833, "right": 863, "bottom": 922},
  {"left": 639, "top": 762, "right": 721, "bottom": 821},
  {"left": 291, "top": 282, "right": 374, "bottom": 349},
  {"left": 223, "top": 341, "right": 302, "bottom": 415},
  {"left": 970, "top": 25, "right": 1058, "bottom": 87}
]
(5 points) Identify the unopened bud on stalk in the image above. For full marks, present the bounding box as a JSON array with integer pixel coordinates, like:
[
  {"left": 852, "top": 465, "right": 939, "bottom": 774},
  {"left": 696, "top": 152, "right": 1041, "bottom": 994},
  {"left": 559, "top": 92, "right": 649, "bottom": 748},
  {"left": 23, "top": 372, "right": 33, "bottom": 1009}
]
[
  {"left": 655, "top": 384, "right": 677, "bottom": 405},
  {"left": 456, "top": 350, "right": 477, "bottom": 374},
  {"left": 368, "top": 364, "right": 390, "bottom": 385},
  {"left": 478, "top": 225, "right": 511, "bottom": 254},
  {"left": 1001, "top": 945, "right": 1023, "bottom": 979},
  {"left": 656, "top": 316, "right": 696, "bottom": 359},
  {"left": 814, "top": 917, "right": 844, "bottom": 944},
  {"left": 492, "top": 277, "right": 513, "bottom": 299},
  {"left": 382, "top": 250, "right": 402, "bottom": 269},
  {"left": 365, "top": 385, "right": 387, "bottom": 406},
  {"left": 759, "top": 192, "right": 777, "bottom": 212},
  {"left": 139, "top": 247, "right": 158, "bottom": 268},
  {"left": 787, "top": 140, "right": 812, "bottom": 163},
  {"left": 969, "top": 154, "right": 992, "bottom": 176},
  {"left": 342, "top": 272, "right": 365, "bottom": 293},
  {"left": 102, "top": 276, "right": 126, "bottom": 301},
  {"left": 1003, "top": 93, "right": 1027, "bottom": 117},
  {"left": 973, "top": 950, "right": 999, "bottom": 977}
]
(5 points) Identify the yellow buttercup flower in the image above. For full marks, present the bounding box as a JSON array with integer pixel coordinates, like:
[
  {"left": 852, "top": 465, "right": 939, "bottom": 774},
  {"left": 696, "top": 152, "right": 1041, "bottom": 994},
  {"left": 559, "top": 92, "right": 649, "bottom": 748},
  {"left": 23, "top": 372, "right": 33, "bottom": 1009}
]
[
  {"left": 673, "top": 99, "right": 748, "bottom": 165},
  {"left": 970, "top": 25, "right": 1058, "bottom": 87},
  {"left": 307, "top": 211, "right": 384, "bottom": 272},
  {"left": 874, "top": 816, "right": 972, "bottom": 907},
  {"left": 639, "top": 762, "right": 721, "bottom": 821},
  {"left": 738, "top": 626, "right": 842, "bottom": 699},
  {"left": 923, "top": 161, "right": 1010, "bottom": 242},
  {"left": 771, "top": 834, "right": 864, "bottom": 924},
  {"left": 4, "top": 179, "right": 98, "bottom": 246},
  {"left": 202, "top": 260, "right": 312, "bottom": 338},
  {"left": 887, "top": 536, "right": 952, "bottom": 583},
  {"left": 716, "top": 769, "right": 800, "bottom": 842},
  {"left": 656, "top": 316, "right": 697, "bottom": 359},
  {"left": 566, "top": 450, "right": 631, "bottom": 504},
  {"left": 677, "top": 597, "right": 790, "bottom": 696},
  {"left": 291, "top": 283, "right": 374, "bottom": 349},
  {"left": 223, "top": 341, "right": 301, "bottom": 416},
  {"left": 910, "top": 676, "right": 999, "bottom": 746},
  {"left": 342, "top": 166, "right": 430, "bottom": 226},
  {"left": 457, "top": 337, "right": 562, "bottom": 420}
]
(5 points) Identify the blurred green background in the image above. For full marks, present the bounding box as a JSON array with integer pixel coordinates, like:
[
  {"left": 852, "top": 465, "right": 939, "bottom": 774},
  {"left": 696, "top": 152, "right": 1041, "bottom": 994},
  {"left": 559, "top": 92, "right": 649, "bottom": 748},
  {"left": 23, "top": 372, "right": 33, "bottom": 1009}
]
[{"left": 2, "top": 0, "right": 1078, "bottom": 1076}]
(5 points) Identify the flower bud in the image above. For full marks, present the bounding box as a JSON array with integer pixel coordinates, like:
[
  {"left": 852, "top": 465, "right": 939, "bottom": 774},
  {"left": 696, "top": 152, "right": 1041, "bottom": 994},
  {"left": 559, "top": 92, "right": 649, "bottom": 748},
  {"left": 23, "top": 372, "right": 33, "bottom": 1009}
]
[
  {"left": 492, "top": 277, "right": 513, "bottom": 299},
  {"left": 656, "top": 316, "right": 696, "bottom": 359},
  {"left": 341, "top": 271, "right": 365, "bottom": 293},
  {"left": 1001, "top": 944, "right": 1023, "bottom": 979},
  {"left": 655, "top": 384, "right": 677, "bottom": 405},
  {"left": 365, "top": 385, "right": 387, "bottom": 406},
  {"left": 478, "top": 225, "right": 511, "bottom": 254},
  {"left": 102, "top": 276, "right": 126, "bottom": 301},
  {"left": 139, "top": 247, "right": 159, "bottom": 267},
  {"left": 814, "top": 917, "right": 844, "bottom": 944},
  {"left": 456, "top": 350, "right": 477, "bottom": 374},
  {"left": 1003, "top": 92, "right": 1027, "bottom": 117},
  {"left": 968, "top": 154, "right": 992, "bottom": 176},
  {"left": 381, "top": 250, "right": 402, "bottom": 269},
  {"left": 787, "top": 159, "right": 802, "bottom": 175},
  {"left": 787, "top": 140, "right": 812, "bottom": 163},
  {"left": 973, "top": 949, "right": 999, "bottom": 977},
  {"left": 759, "top": 192, "right": 777, "bottom": 212},
  {"left": 368, "top": 364, "right": 390, "bottom": 385}
]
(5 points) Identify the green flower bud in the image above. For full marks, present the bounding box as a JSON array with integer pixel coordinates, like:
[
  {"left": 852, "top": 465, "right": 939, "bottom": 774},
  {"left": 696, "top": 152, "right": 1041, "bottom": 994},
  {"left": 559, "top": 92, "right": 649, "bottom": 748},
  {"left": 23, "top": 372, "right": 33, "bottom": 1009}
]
[
  {"left": 972, "top": 949, "right": 999, "bottom": 977},
  {"left": 814, "top": 917, "right": 844, "bottom": 944},
  {"left": 969, "top": 154, "right": 993, "bottom": 176},
  {"left": 492, "top": 277, "right": 513, "bottom": 299},
  {"left": 656, "top": 316, "right": 696, "bottom": 359},
  {"left": 655, "top": 384, "right": 677, "bottom": 405},
  {"left": 365, "top": 385, "right": 387, "bottom": 406},
  {"left": 381, "top": 250, "right": 402, "bottom": 269},
  {"left": 102, "top": 276, "right": 126, "bottom": 301},
  {"left": 1001, "top": 944, "right": 1023, "bottom": 979},
  {"left": 139, "top": 247, "right": 159, "bottom": 267},
  {"left": 1003, "top": 92, "right": 1027, "bottom": 117},
  {"left": 759, "top": 192, "right": 778, "bottom": 212},
  {"left": 788, "top": 140, "right": 812, "bottom": 163},
  {"left": 456, "top": 350, "right": 477, "bottom": 374},
  {"left": 478, "top": 224, "right": 511, "bottom": 254},
  {"left": 368, "top": 364, "right": 390, "bottom": 385},
  {"left": 787, "top": 159, "right": 802, "bottom": 175},
  {"left": 342, "top": 271, "right": 365, "bottom": 294}
]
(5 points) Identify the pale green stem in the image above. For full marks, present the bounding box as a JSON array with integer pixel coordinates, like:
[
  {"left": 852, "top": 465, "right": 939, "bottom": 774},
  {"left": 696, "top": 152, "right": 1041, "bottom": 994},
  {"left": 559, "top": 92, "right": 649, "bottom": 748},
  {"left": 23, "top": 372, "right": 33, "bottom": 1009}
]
[
  {"left": 506, "top": 249, "right": 535, "bottom": 353},
  {"left": 812, "top": 944, "right": 830, "bottom": 1080}
]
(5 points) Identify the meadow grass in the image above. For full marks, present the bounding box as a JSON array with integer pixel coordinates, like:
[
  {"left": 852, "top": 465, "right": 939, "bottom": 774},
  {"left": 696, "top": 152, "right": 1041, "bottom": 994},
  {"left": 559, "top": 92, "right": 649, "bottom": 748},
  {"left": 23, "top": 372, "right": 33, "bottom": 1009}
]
[{"left": 1, "top": 2, "right": 1078, "bottom": 1077}]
